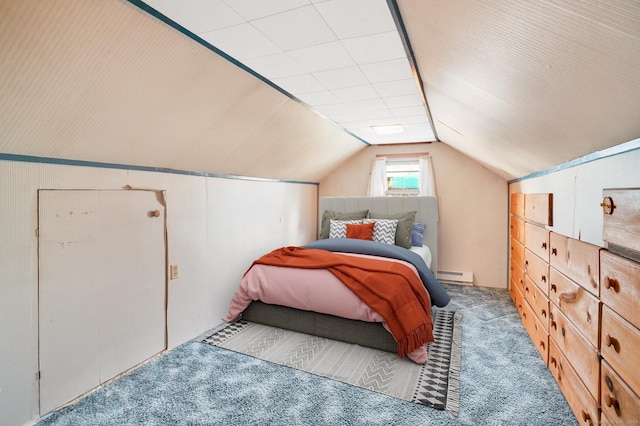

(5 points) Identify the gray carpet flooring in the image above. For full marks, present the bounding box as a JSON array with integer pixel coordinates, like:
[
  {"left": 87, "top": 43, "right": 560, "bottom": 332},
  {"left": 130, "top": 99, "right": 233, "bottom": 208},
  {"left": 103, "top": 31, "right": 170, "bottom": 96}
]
[{"left": 37, "top": 284, "right": 578, "bottom": 425}]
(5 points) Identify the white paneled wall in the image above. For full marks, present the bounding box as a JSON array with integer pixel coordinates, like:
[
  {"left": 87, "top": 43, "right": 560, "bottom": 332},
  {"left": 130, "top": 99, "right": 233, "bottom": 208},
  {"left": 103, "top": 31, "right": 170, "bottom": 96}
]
[{"left": 0, "top": 160, "right": 317, "bottom": 426}]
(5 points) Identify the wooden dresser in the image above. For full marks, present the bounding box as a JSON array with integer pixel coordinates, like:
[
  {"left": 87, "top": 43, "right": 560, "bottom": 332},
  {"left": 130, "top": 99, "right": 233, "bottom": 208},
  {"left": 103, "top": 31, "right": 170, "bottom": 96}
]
[
  {"left": 509, "top": 189, "right": 640, "bottom": 425},
  {"left": 599, "top": 188, "right": 640, "bottom": 425}
]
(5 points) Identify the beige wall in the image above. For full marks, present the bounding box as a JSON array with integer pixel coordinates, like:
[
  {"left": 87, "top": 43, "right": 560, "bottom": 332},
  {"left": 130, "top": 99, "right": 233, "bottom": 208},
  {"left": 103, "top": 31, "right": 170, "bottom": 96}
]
[
  {"left": 320, "top": 142, "right": 509, "bottom": 289},
  {"left": 0, "top": 159, "right": 317, "bottom": 426}
]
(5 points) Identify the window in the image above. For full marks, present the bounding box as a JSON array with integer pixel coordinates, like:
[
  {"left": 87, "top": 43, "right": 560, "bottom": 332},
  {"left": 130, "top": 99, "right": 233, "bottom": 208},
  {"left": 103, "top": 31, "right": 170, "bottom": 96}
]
[
  {"left": 368, "top": 152, "right": 436, "bottom": 197},
  {"left": 385, "top": 158, "right": 420, "bottom": 196}
]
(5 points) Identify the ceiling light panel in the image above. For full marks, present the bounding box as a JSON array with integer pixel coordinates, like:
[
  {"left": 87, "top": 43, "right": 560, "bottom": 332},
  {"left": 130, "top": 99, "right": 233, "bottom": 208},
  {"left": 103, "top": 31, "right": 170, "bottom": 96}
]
[{"left": 142, "top": 0, "right": 436, "bottom": 144}]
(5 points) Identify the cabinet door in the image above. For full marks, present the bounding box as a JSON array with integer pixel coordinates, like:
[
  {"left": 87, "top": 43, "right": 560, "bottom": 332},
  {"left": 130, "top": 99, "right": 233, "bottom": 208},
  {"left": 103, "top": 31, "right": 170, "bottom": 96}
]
[
  {"left": 38, "top": 190, "right": 166, "bottom": 415},
  {"left": 548, "top": 340, "right": 600, "bottom": 426},
  {"left": 549, "top": 233, "right": 600, "bottom": 297},
  {"left": 548, "top": 304, "right": 600, "bottom": 400},
  {"left": 601, "top": 360, "right": 640, "bottom": 425},
  {"left": 525, "top": 222, "right": 550, "bottom": 262},
  {"left": 601, "top": 305, "right": 640, "bottom": 396},
  {"left": 600, "top": 250, "right": 640, "bottom": 330},
  {"left": 602, "top": 188, "right": 640, "bottom": 255},
  {"left": 548, "top": 268, "right": 599, "bottom": 348}
]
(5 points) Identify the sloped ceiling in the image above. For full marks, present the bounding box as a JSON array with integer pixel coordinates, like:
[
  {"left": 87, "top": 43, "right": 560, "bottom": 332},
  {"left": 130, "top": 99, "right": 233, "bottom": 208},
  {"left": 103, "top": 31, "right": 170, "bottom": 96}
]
[
  {"left": 399, "top": 0, "right": 640, "bottom": 179},
  {"left": 0, "top": 0, "right": 365, "bottom": 183},
  {"left": 1, "top": 0, "right": 639, "bottom": 182}
]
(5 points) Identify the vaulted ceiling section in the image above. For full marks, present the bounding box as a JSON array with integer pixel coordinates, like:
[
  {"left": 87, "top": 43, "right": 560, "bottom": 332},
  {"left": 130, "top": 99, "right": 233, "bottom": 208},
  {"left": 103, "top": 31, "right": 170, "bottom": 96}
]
[{"left": 1, "top": 0, "right": 639, "bottom": 182}]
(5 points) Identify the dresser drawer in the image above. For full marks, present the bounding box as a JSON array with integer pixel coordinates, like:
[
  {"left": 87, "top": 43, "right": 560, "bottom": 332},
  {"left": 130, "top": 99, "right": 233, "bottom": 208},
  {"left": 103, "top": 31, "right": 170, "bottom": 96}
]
[
  {"left": 524, "top": 193, "right": 553, "bottom": 226},
  {"left": 510, "top": 260, "right": 525, "bottom": 295},
  {"left": 601, "top": 360, "right": 640, "bottom": 425},
  {"left": 549, "top": 233, "right": 600, "bottom": 297},
  {"left": 511, "top": 215, "right": 525, "bottom": 244},
  {"left": 522, "top": 299, "right": 549, "bottom": 364},
  {"left": 601, "top": 305, "right": 640, "bottom": 396},
  {"left": 510, "top": 193, "right": 525, "bottom": 218},
  {"left": 548, "top": 268, "right": 599, "bottom": 348},
  {"left": 525, "top": 222, "right": 550, "bottom": 262},
  {"left": 600, "top": 250, "right": 640, "bottom": 330},
  {"left": 548, "top": 339, "right": 599, "bottom": 426},
  {"left": 548, "top": 304, "right": 599, "bottom": 399},
  {"left": 602, "top": 188, "right": 640, "bottom": 255},
  {"left": 524, "top": 275, "right": 549, "bottom": 331},
  {"left": 511, "top": 238, "right": 524, "bottom": 269},
  {"left": 524, "top": 248, "right": 549, "bottom": 294}
]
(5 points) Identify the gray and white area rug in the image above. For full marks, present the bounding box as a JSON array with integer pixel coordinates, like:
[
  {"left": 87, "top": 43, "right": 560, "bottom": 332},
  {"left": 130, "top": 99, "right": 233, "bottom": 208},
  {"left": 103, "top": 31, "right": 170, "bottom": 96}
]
[{"left": 202, "top": 309, "right": 462, "bottom": 413}]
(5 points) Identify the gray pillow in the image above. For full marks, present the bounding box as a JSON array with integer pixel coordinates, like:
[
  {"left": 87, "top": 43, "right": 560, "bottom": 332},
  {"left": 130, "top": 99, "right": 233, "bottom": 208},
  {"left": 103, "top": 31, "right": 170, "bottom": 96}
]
[
  {"left": 319, "top": 209, "right": 369, "bottom": 239},
  {"left": 368, "top": 211, "right": 417, "bottom": 249}
]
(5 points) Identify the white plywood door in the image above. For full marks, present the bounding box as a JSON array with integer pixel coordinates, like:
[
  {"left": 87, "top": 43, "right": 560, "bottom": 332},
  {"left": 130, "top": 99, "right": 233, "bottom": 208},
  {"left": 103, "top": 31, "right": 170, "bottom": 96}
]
[{"left": 38, "top": 190, "right": 166, "bottom": 415}]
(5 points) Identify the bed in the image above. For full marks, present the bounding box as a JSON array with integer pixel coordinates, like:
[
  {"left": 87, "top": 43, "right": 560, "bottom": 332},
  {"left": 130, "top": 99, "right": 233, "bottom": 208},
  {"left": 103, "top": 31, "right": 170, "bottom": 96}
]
[{"left": 223, "top": 196, "right": 450, "bottom": 364}]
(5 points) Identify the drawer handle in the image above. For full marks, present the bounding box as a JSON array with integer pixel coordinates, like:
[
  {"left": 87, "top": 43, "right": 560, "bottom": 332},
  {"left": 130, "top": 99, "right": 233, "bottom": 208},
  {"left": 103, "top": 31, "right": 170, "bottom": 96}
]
[
  {"left": 541, "top": 275, "right": 547, "bottom": 282},
  {"left": 539, "top": 340, "right": 545, "bottom": 350},
  {"left": 550, "top": 357, "right": 557, "bottom": 368},
  {"left": 550, "top": 283, "right": 557, "bottom": 293},
  {"left": 601, "top": 196, "right": 615, "bottom": 215},
  {"left": 541, "top": 242, "right": 547, "bottom": 249},
  {"left": 561, "top": 326, "right": 566, "bottom": 337},
  {"left": 551, "top": 248, "right": 557, "bottom": 256},
  {"left": 581, "top": 410, "right": 592, "bottom": 425},
  {"left": 605, "top": 334, "right": 621, "bottom": 353},
  {"left": 605, "top": 395, "right": 621, "bottom": 415},
  {"left": 551, "top": 320, "right": 557, "bottom": 330},
  {"left": 541, "top": 309, "right": 547, "bottom": 318},
  {"left": 604, "top": 277, "right": 620, "bottom": 293}
]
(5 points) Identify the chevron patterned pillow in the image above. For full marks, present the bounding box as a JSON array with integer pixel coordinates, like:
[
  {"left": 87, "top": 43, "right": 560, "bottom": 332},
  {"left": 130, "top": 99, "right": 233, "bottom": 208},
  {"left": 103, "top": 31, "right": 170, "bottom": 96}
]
[
  {"left": 363, "top": 219, "right": 398, "bottom": 245},
  {"left": 329, "top": 219, "right": 363, "bottom": 239}
]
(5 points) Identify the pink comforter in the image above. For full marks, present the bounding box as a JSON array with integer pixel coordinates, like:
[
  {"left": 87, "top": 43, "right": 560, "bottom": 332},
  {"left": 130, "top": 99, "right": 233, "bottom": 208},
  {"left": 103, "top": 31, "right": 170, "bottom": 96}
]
[{"left": 223, "top": 253, "right": 429, "bottom": 364}]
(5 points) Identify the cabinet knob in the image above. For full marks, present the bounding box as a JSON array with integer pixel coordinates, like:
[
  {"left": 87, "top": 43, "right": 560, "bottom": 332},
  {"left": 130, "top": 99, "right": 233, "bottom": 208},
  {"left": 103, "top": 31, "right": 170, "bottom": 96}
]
[
  {"left": 601, "top": 196, "right": 616, "bottom": 215},
  {"left": 604, "top": 277, "right": 620, "bottom": 292},
  {"left": 581, "top": 410, "right": 592, "bottom": 425},
  {"left": 605, "top": 334, "right": 620, "bottom": 353},
  {"left": 606, "top": 395, "right": 621, "bottom": 415}
]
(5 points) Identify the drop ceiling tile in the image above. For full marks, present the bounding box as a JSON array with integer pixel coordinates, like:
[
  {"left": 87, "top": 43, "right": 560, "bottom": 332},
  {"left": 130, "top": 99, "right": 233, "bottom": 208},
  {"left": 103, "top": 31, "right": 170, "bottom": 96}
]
[
  {"left": 145, "top": 0, "right": 245, "bottom": 33},
  {"left": 242, "top": 53, "right": 307, "bottom": 79},
  {"left": 329, "top": 108, "right": 394, "bottom": 123},
  {"left": 314, "top": 103, "right": 351, "bottom": 115},
  {"left": 360, "top": 58, "right": 414, "bottom": 83},
  {"left": 391, "top": 105, "right": 427, "bottom": 117},
  {"left": 314, "top": 0, "right": 396, "bottom": 39},
  {"left": 272, "top": 73, "right": 325, "bottom": 94},
  {"left": 342, "top": 98, "right": 387, "bottom": 112},
  {"left": 395, "top": 115, "right": 431, "bottom": 125},
  {"left": 383, "top": 93, "right": 423, "bottom": 108},
  {"left": 331, "top": 84, "right": 379, "bottom": 102},
  {"left": 287, "top": 41, "right": 355, "bottom": 72},
  {"left": 341, "top": 31, "right": 406, "bottom": 64},
  {"left": 374, "top": 79, "right": 419, "bottom": 97},
  {"left": 296, "top": 90, "right": 342, "bottom": 106},
  {"left": 200, "top": 23, "right": 281, "bottom": 59},
  {"left": 312, "top": 66, "right": 368, "bottom": 90},
  {"left": 251, "top": 5, "right": 336, "bottom": 50},
  {"left": 224, "top": 0, "right": 311, "bottom": 21}
]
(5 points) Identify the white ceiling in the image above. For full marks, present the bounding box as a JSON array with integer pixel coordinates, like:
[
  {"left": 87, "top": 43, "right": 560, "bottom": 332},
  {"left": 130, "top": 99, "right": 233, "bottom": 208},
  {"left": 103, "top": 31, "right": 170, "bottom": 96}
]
[{"left": 142, "top": 0, "right": 436, "bottom": 145}]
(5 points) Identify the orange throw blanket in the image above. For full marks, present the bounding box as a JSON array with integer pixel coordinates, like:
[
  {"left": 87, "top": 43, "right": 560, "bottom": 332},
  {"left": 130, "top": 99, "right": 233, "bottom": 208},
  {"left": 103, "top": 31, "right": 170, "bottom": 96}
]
[{"left": 248, "top": 246, "right": 434, "bottom": 358}]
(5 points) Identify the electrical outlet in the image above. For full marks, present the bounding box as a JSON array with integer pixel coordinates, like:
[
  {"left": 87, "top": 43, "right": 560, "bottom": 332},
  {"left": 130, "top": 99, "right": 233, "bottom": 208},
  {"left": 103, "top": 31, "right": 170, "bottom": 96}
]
[{"left": 170, "top": 264, "right": 179, "bottom": 280}]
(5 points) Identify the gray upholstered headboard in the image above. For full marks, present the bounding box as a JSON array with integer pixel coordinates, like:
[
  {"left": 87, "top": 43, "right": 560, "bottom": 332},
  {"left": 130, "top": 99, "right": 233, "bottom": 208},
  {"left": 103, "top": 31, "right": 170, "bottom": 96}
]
[{"left": 318, "top": 196, "right": 439, "bottom": 273}]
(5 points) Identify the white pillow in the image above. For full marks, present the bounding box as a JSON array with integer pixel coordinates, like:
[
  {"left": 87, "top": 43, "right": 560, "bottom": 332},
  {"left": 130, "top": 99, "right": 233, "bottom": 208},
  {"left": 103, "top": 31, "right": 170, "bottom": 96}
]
[
  {"left": 329, "top": 219, "right": 363, "bottom": 239},
  {"left": 363, "top": 219, "right": 398, "bottom": 245}
]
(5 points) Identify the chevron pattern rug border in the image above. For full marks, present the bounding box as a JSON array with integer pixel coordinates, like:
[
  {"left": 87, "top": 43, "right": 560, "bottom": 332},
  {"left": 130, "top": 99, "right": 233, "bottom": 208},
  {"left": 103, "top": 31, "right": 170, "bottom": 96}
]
[{"left": 202, "top": 309, "right": 461, "bottom": 413}]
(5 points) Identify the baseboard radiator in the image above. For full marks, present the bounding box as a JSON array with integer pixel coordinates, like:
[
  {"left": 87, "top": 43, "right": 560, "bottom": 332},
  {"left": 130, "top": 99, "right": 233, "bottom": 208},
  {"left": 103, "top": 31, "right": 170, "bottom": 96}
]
[{"left": 437, "top": 270, "right": 474, "bottom": 286}]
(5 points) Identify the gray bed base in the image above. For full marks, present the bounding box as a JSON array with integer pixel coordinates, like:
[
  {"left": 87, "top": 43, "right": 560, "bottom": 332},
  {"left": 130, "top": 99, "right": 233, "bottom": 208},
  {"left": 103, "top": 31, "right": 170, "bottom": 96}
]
[{"left": 242, "top": 301, "right": 397, "bottom": 353}]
